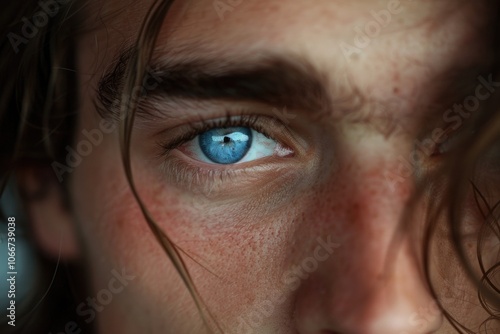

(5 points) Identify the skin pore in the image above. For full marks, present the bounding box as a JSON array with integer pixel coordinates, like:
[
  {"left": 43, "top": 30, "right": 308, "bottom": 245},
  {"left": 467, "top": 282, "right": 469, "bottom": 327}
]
[{"left": 29, "top": 0, "right": 500, "bottom": 333}]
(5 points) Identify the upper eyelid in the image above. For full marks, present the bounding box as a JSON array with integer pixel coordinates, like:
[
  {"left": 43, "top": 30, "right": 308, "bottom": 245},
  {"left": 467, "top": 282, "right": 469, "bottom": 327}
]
[{"left": 158, "top": 114, "right": 288, "bottom": 152}]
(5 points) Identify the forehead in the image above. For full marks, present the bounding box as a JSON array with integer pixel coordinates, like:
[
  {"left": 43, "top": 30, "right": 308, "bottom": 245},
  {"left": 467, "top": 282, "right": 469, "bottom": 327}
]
[
  {"left": 158, "top": 0, "right": 486, "bottom": 52},
  {"left": 88, "top": 0, "right": 493, "bottom": 75},
  {"left": 81, "top": 0, "right": 496, "bottom": 123},
  {"left": 88, "top": 0, "right": 491, "bottom": 55}
]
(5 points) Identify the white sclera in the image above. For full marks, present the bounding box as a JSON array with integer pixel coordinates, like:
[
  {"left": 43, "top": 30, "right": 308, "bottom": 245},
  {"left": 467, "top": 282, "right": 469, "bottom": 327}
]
[{"left": 187, "top": 128, "right": 281, "bottom": 164}]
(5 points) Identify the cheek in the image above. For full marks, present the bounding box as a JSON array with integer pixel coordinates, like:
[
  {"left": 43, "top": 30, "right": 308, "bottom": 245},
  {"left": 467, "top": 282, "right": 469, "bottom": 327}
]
[
  {"left": 70, "top": 135, "right": 299, "bottom": 324},
  {"left": 69, "top": 136, "right": 217, "bottom": 329},
  {"left": 132, "top": 170, "right": 293, "bottom": 314}
]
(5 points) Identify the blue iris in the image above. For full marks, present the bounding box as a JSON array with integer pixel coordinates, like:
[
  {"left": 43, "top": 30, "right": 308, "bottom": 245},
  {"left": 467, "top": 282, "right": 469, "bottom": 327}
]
[{"left": 199, "top": 127, "right": 252, "bottom": 164}]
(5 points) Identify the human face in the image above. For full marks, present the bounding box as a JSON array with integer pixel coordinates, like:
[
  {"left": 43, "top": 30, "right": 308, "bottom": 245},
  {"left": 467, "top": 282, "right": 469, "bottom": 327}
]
[{"left": 66, "top": 0, "right": 498, "bottom": 333}]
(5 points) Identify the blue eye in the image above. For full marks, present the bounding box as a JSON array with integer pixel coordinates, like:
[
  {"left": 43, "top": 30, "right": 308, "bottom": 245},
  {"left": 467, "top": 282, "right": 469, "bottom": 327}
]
[
  {"left": 180, "top": 126, "right": 292, "bottom": 165},
  {"left": 199, "top": 127, "right": 252, "bottom": 164}
]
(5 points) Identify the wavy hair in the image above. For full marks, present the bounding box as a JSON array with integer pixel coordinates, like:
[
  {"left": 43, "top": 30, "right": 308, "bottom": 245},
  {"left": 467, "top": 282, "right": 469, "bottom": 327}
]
[{"left": 0, "top": 0, "right": 499, "bottom": 333}]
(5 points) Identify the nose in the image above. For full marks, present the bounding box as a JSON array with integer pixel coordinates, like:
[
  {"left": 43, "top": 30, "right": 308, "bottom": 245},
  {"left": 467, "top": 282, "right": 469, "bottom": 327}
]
[
  {"left": 293, "top": 238, "right": 443, "bottom": 334},
  {"left": 292, "top": 154, "right": 443, "bottom": 333}
]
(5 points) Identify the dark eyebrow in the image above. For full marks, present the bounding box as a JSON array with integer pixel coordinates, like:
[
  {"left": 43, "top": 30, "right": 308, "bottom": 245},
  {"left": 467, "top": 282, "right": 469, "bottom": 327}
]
[{"left": 94, "top": 46, "right": 362, "bottom": 122}]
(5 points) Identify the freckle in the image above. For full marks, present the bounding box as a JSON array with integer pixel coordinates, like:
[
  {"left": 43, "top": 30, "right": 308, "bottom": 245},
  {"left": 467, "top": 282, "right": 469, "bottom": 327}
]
[{"left": 393, "top": 87, "right": 400, "bottom": 94}]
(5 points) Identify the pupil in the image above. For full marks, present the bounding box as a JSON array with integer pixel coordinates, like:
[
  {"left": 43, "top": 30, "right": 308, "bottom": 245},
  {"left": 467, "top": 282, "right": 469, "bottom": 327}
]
[{"left": 199, "top": 127, "right": 252, "bottom": 164}]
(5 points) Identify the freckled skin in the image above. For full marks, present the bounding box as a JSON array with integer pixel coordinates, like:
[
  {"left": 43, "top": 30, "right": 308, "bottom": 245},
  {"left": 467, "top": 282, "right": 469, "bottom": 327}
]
[{"left": 69, "top": 0, "right": 499, "bottom": 333}]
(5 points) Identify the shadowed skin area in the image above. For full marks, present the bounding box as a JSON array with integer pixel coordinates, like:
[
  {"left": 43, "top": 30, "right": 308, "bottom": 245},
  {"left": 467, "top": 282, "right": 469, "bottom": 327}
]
[{"left": 34, "top": 0, "right": 499, "bottom": 333}]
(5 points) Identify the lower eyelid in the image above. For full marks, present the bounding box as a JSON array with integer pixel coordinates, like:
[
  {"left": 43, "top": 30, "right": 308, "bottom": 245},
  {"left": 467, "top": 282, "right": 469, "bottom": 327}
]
[
  {"left": 153, "top": 113, "right": 310, "bottom": 190},
  {"left": 168, "top": 145, "right": 282, "bottom": 169},
  {"left": 159, "top": 149, "right": 294, "bottom": 194}
]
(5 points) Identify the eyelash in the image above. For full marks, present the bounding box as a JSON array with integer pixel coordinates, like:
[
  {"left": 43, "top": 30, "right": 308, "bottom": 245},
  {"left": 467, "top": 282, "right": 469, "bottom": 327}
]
[
  {"left": 160, "top": 113, "right": 280, "bottom": 152},
  {"left": 156, "top": 112, "right": 292, "bottom": 190}
]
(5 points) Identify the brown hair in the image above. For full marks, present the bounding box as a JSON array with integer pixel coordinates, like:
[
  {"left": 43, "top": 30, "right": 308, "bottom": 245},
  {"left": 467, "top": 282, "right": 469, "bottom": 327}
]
[
  {"left": 1, "top": 2, "right": 82, "bottom": 333},
  {"left": 1, "top": 0, "right": 499, "bottom": 333},
  {"left": 1, "top": 0, "right": 219, "bottom": 332}
]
